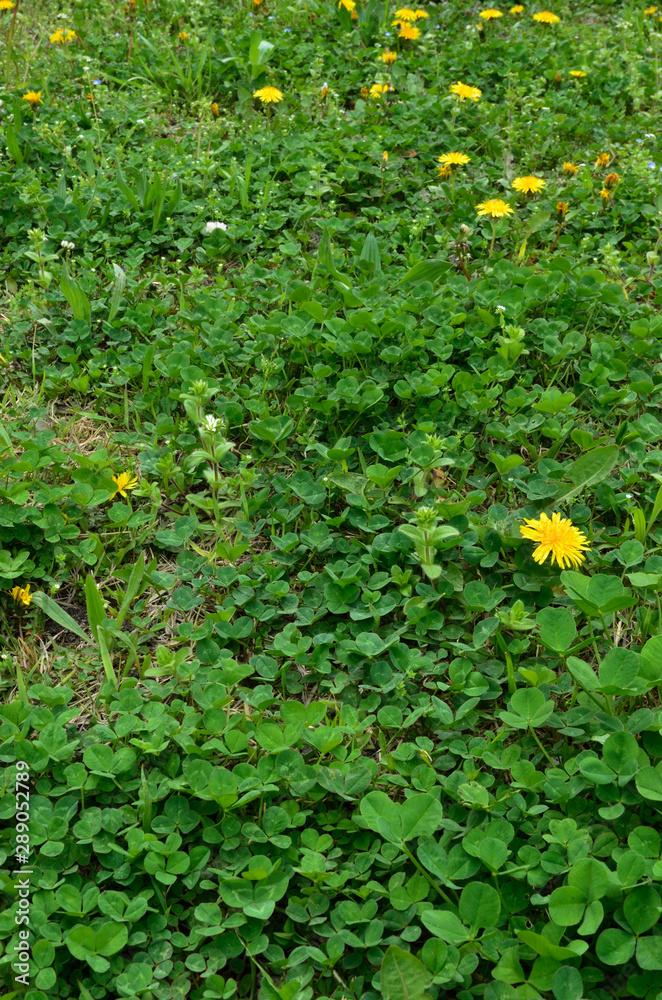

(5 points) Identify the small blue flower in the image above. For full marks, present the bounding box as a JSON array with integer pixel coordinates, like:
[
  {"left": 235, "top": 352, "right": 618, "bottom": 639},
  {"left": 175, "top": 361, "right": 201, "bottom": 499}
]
[
  {"left": 636, "top": 138, "right": 643, "bottom": 143},
  {"left": 284, "top": 27, "right": 291, "bottom": 31},
  {"left": 649, "top": 161, "right": 656, "bottom": 168},
  {"left": 93, "top": 79, "right": 102, "bottom": 85}
]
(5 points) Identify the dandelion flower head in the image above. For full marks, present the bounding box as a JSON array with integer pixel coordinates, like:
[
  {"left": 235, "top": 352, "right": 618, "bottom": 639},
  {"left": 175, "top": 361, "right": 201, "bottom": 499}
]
[
  {"left": 398, "top": 22, "right": 421, "bottom": 38},
  {"left": 510, "top": 4, "right": 524, "bottom": 11},
  {"left": 10, "top": 584, "right": 32, "bottom": 607},
  {"left": 595, "top": 151, "right": 610, "bottom": 167},
  {"left": 338, "top": 0, "right": 355, "bottom": 9},
  {"left": 569, "top": 70, "right": 586, "bottom": 77},
  {"left": 556, "top": 201, "right": 568, "bottom": 217},
  {"left": 111, "top": 472, "right": 139, "bottom": 497},
  {"left": 22, "top": 91, "right": 43, "bottom": 106},
  {"left": 480, "top": 8, "right": 504, "bottom": 18},
  {"left": 394, "top": 6, "right": 418, "bottom": 19},
  {"left": 381, "top": 49, "right": 398, "bottom": 64},
  {"left": 512, "top": 175, "right": 546, "bottom": 194},
  {"left": 644, "top": 5, "right": 657, "bottom": 13},
  {"left": 370, "top": 83, "right": 389, "bottom": 98},
  {"left": 533, "top": 10, "right": 560, "bottom": 22},
  {"left": 0, "top": 1, "right": 15, "bottom": 8},
  {"left": 450, "top": 81, "right": 482, "bottom": 101},
  {"left": 604, "top": 172, "right": 619, "bottom": 188},
  {"left": 476, "top": 198, "right": 514, "bottom": 218},
  {"left": 438, "top": 152, "right": 471, "bottom": 166},
  {"left": 253, "top": 86, "right": 284, "bottom": 103},
  {"left": 520, "top": 511, "right": 590, "bottom": 569},
  {"left": 563, "top": 161, "right": 578, "bottom": 174},
  {"left": 50, "top": 28, "right": 65, "bottom": 44}
]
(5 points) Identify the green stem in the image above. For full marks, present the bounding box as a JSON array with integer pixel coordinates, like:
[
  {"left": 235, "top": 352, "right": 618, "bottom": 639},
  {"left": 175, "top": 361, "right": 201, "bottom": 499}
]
[{"left": 401, "top": 843, "right": 456, "bottom": 905}]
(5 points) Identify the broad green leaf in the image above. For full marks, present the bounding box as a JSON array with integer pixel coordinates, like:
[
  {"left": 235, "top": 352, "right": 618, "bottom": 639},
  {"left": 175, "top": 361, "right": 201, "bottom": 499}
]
[
  {"left": 636, "top": 765, "right": 662, "bottom": 802},
  {"left": 420, "top": 909, "right": 470, "bottom": 945},
  {"left": 536, "top": 607, "right": 577, "bottom": 652},
  {"left": 60, "top": 262, "right": 92, "bottom": 329},
  {"left": 549, "top": 885, "right": 586, "bottom": 926},
  {"left": 598, "top": 648, "right": 640, "bottom": 694},
  {"left": 624, "top": 885, "right": 661, "bottom": 936},
  {"left": 397, "top": 259, "right": 450, "bottom": 286},
  {"left": 359, "top": 232, "right": 382, "bottom": 272},
  {"left": 596, "top": 928, "right": 635, "bottom": 965},
  {"left": 636, "top": 935, "right": 662, "bottom": 970},
  {"left": 107, "top": 262, "right": 126, "bottom": 323},
  {"left": 84, "top": 574, "right": 106, "bottom": 643},
  {"left": 380, "top": 945, "right": 432, "bottom": 1000},
  {"left": 551, "top": 966, "right": 584, "bottom": 1000},
  {"left": 459, "top": 882, "right": 500, "bottom": 930},
  {"left": 554, "top": 445, "right": 620, "bottom": 503}
]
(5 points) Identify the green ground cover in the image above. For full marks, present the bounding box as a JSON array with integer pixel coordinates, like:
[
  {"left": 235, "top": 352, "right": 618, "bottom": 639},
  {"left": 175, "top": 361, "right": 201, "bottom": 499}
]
[{"left": 4, "top": 0, "right": 662, "bottom": 998}]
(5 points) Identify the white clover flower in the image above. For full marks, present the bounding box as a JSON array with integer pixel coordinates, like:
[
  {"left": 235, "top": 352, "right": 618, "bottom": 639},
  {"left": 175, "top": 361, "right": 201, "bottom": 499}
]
[
  {"left": 204, "top": 221, "right": 228, "bottom": 234},
  {"left": 61, "top": 240, "right": 75, "bottom": 250},
  {"left": 496, "top": 305, "right": 506, "bottom": 312}
]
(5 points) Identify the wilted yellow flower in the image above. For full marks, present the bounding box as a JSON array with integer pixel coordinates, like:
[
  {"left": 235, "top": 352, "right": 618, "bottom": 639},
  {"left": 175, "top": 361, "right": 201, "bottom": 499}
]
[
  {"left": 22, "top": 91, "right": 43, "bottom": 106},
  {"left": 476, "top": 198, "right": 513, "bottom": 218},
  {"left": 438, "top": 164, "right": 452, "bottom": 179},
  {"left": 600, "top": 186, "right": 611, "bottom": 202},
  {"left": 569, "top": 70, "right": 586, "bottom": 77},
  {"left": 450, "top": 81, "right": 482, "bottom": 101},
  {"left": 512, "top": 175, "right": 546, "bottom": 194},
  {"left": 321, "top": 83, "right": 329, "bottom": 98},
  {"left": 563, "top": 161, "right": 578, "bottom": 174},
  {"left": 595, "top": 151, "right": 610, "bottom": 167},
  {"left": 211, "top": 101, "right": 219, "bottom": 117},
  {"left": 360, "top": 86, "right": 369, "bottom": 98},
  {"left": 480, "top": 8, "right": 504, "bottom": 18},
  {"left": 10, "top": 584, "right": 32, "bottom": 607},
  {"left": 438, "top": 152, "right": 471, "bottom": 166},
  {"left": 399, "top": 22, "right": 421, "bottom": 38},
  {"left": 556, "top": 201, "right": 568, "bottom": 218},
  {"left": 604, "top": 172, "right": 619, "bottom": 188},
  {"left": 533, "top": 10, "right": 560, "bottom": 23},
  {"left": 370, "top": 83, "right": 389, "bottom": 98},
  {"left": 381, "top": 49, "right": 398, "bottom": 64},
  {"left": 111, "top": 472, "right": 139, "bottom": 497},
  {"left": 520, "top": 512, "right": 590, "bottom": 568},
  {"left": 50, "top": 28, "right": 65, "bottom": 44},
  {"left": 338, "top": 0, "right": 355, "bottom": 9},
  {"left": 382, "top": 150, "right": 388, "bottom": 163},
  {"left": 253, "top": 86, "right": 284, "bottom": 103}
]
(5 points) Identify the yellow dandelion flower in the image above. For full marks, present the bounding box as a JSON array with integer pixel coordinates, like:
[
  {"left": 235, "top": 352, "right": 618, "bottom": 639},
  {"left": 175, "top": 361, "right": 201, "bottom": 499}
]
[
  {"left": 569, "top": 70, "right": 586, "bottom": 77},
  {"left": 178, "top": 30, "right": 189, "bottom": 40},
  {"left": 512, "top": 175, "right": 546, "bottom": 194},
  {"left": 254, "top": 0, "right": 264, "bottom": 6},
  {"left": 10, "top": 584, "right": 32, "bottom": 607},
  {"left": 22, "top": 91, "right": 43, "bottom": 106},
  {"left": 111, "top": 472, "right": 139, "bottom": 497},
  {"left": 438, "top": 151, "right": 471, "bottom": 166},
  {"left": 438, "top": 164, "right": 452, "bottom": 179},
  {"left": 556, "top": 201, "right": 568, "bottom": 217},
  {"left": 351, "top": 9, "right": 358, "bottom": 18},
  {"left": 414, "top": 9, "right": 429, "bottom": 18},
  {"left": 0, "top": 0, "right": 15, "bottom": 8},
  {"left": 382, "top": 150, "right": 389, "bottom": 164},
  {"left": 450, "top": 81, "right": 482, "bottom": 101},
  {"left": 604, "top": 172, "right": 619, "bottom": 188},
  {"left": 253, "top": 86, "right": 284, "bottom": 103},
  {"left": 211, "top": 101, "right": 219, "bottom": 117},
  {"left": 338, "top": 0, "right": 355, "bottom": 9},
  {"left": 533, "top": 10, "right": 560, "bottom": 23},
  {"left": 394, "top": 6, "right": 418, "bottom": 19},
  {"left": 595, "top": 151, "right": 610, "bottom": 168},
  {"left": 65, "top": 29, "right": 78, "bottom": 42},
  {"left": 370, "top": 83, "right": 389, "bottom": 98},
  {"left": 480, "top": 8, "right": 504, "bottom": 18},
  {"left": 381, "top": 49, "right": 398, "bottom": 64},
  {"left": 50, "top": 28, "right": 65, "bottom": 44},
  {"left": 600, "top": 186, "right": 611, "bottom": 201},
  {"left": 510, "top": 4, "right": 524, "bottom": 11},
  {"left": 563, "top": 161, "right": 578, "bottom": 174},
  {"left": 399, "top": 22, "right": 421, "bottom": 38},
  {"left": 644, "top": 5, "right": 657, "bottom": 13},
  {"left": 476, "top": 198, "right": 513, "bottom": 218},
  {"left": 520, "top": 512, "right": 590, "bottom": 569}
]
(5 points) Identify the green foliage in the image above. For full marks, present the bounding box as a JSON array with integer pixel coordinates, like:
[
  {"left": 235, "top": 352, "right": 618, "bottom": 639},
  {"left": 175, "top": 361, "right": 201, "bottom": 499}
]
[{"left": 4, "top": 1, "right": 662, "bottom": 1000}]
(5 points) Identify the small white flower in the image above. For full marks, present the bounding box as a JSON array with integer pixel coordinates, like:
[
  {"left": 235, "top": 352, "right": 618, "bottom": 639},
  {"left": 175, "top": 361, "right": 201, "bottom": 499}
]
[
  {"left": 61, "top": 240, "right": 75, "bottom": 250},
  {"left": 201, "top": 415, "right": 221, "bottom": 433},
  {"left": 204, "top": 221, "right": 228, "bottom": 234},
  {"left": 496, "top": 305, "right": 506, "bottom": 312}
]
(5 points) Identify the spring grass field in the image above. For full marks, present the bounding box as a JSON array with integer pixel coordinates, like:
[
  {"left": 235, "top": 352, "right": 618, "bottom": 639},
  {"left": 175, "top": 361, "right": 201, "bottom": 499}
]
[{"left": 4, "top": 0, "right": 662, "bottom": 998}]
